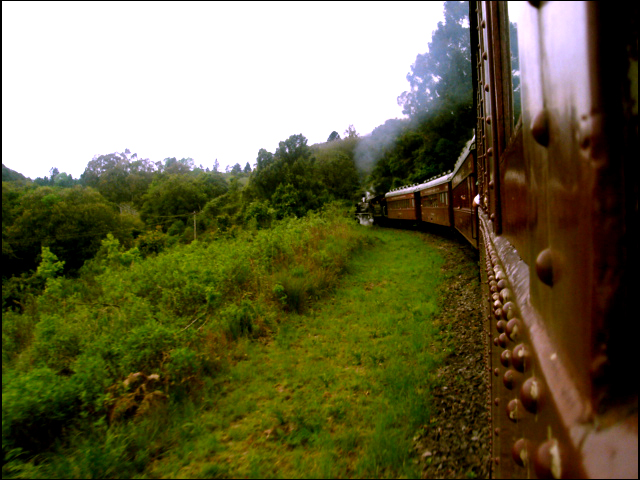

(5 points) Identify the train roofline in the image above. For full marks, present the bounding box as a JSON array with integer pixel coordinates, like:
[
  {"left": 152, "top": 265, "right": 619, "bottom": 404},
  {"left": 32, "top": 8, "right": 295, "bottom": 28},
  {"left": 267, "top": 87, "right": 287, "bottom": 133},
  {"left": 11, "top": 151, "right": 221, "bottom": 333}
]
[{"left": 385, "top": 135, "right": 475, "bottom": 199}]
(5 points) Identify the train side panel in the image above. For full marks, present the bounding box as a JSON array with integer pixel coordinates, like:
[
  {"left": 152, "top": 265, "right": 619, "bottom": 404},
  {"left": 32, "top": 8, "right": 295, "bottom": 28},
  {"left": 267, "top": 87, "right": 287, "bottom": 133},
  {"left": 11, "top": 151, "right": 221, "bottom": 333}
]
[
  {"left": 419, "top": 183, "right": 452, "bottom": 227},
  {"left": 473, "top": 1, "right": 638, "bottom": 478},
  {"left": 452, "top": 150, "right": 477, "bottom": 247},
  {"left": 386, "top": 192, "right": 418, "bottom": 221}
]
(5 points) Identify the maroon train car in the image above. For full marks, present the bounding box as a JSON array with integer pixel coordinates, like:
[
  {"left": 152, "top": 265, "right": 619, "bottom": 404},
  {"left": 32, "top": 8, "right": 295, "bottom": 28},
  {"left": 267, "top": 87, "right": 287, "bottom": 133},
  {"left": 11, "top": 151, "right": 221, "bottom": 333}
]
[
  {"left": 419, "top": 175, "right": 453, "bottom": 227},
  {"left": 451, "top": 140, "right": 477, "bottom": 246},
  {"left": 472, "top": 1, "right": 637, "bottom": 478},
  {"left": 385, "top": 185, "right": 421, "bottom": 222}
]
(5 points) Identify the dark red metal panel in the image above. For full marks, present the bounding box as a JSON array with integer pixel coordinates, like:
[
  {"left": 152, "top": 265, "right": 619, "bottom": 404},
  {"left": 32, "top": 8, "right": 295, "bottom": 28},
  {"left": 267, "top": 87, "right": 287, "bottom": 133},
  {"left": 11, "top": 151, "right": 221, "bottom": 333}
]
[
  {"left": 420, "top": 183, "right": 452, "bottom": 226},
  {"left": 474, "top": 1, "right": 638, "bottom": 478},
  {"left": 453, "top": 151, "right": 478, "bottom": 246},
  {"left": 386, "top": 192, "right": 418, "bottom": 221}
]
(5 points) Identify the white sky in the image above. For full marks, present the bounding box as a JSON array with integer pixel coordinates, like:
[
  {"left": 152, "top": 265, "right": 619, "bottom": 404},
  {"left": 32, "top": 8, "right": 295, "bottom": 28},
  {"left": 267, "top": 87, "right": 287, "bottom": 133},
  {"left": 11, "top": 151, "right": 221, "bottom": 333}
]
[{"left": 2, "top": 1, "right": 445, "bottom": 180}]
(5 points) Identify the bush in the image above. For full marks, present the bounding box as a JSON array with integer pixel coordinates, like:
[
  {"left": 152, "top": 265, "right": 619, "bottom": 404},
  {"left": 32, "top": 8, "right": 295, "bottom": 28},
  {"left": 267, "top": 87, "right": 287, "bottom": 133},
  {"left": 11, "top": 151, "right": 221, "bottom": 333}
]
[{"left": 2, "top": 367, "right": 79, "bottom": 453}]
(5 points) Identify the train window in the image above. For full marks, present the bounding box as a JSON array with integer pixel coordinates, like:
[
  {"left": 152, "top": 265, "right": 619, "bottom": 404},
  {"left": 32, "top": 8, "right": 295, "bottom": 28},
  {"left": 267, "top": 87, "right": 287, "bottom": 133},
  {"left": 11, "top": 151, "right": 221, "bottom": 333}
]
[{"left": 506, "top": 2, "right": 523, "bottom": 129}]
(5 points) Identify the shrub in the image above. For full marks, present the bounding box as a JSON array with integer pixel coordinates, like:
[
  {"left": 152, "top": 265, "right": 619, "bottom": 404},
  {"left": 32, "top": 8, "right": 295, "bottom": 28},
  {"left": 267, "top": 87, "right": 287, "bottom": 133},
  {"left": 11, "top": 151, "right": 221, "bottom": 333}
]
[{"left": 2, "top": 367, "right": 79, "bottom": 453}]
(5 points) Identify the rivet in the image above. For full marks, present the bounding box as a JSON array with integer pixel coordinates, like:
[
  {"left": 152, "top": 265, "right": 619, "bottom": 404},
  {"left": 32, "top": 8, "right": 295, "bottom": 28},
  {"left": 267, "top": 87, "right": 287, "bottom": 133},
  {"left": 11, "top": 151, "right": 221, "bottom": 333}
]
[
  {"left": 494, "top": 337, "right": 499, "bottom": 346},
  {"left": 534, "top": 438, "right": 562, "bottom": 479},
  {"left": 490, "top": 213, "right": 496, "bottom": 221},
  {"left": 500, "top": 349, "right": 512, "bottom": 367},
  {"left": 512, "top": 344, "right": 530, "bottom": 372},
  {"left": 497, "top": 279, "right": 508, "bottom": 290},
  {"left": 499, "top": 288, "right": 513, "bottom": 303},
  {"left": 495, "top": 270, "right": 506, "bottom": 281},
  {"left": 535, "top": 248, "right": 557, "bottom": 286},
  {"left": 482, "top": 52, "right": 487, "bottom": 60},
  {"left": 494, "top": 456, "right": 500, "bottom": 465},
  {"left": 521, "top": 377, "right": 542, "bottom": 413},
  {"left": 494, "top": 307, "right": 503, "bottom": 319},
  {"left": 496, "top": 320, "right": 507, "bottom": 333},
  {"left": 506, "top": 318, "right": 521, "bottom": 341},
  {"left": 494, "top": 397, "right": 500, "bottom": 406},
  {"left": 502, "top": 302, "right": 517, "bottom": 319},
  {"left": 494, "top": 427, "right": 500, "bottom": 436},
  {"left": 498, "top": 333, "right": 508, "bottom": 348},
  {"left": 503, "top": 369, "right": 515, "bottom": 389},
  {"left": 531, "top": 109, "right": 550, "bottom": 147},
  {"left": 507, "top": 399, "right": 524, "bottom": 422},
  {"left": 485, "top": 83, "right": 490, "bottom": 92},
  {"left": 486, "top": 117, "right": 492, "bottom": 125},
  {"left": 512, "top": 438, "right": 533, "bottom": 467},
  {"left": 489, "top": 180, "right": 494, "bottom": 189},
  {"left": 494, "top": 368, "right": 500, "bottom": 377}
]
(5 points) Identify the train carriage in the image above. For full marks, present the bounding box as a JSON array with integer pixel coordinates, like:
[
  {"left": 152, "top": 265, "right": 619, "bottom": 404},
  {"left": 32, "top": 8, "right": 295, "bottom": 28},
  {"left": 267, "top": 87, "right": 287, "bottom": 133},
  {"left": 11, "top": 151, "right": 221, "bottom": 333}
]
[
  {"left": 419, "top": 174, "right": 453, "bottom": 227},
  {"left": 451, "top": 138, "right": 478, "bottom": 246},
  {"left": 386, "top": 186, "right": 421, "bottom": 221},
  {"left": 472, "top": 2, "right": 637, "bottom": 477}
]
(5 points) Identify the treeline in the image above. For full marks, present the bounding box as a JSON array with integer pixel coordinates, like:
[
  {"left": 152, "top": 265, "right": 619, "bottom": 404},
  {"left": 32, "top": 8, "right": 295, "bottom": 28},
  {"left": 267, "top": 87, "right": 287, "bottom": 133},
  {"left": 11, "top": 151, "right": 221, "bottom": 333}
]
[
  {"left": 2, "top": 130, "right": 361, "bottom": 290},
  {"left": 3, "top": 1, "right": 474, "bottom": 308},
  {"left": 362, "top": 0, "right": 474, "bottom": 194}
]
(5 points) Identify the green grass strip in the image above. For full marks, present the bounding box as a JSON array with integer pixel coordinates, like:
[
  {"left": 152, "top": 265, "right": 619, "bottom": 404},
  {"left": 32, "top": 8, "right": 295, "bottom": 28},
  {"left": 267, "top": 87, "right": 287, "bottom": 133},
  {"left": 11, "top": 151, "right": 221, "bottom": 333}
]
[{"left": 151, "top": 228, "right": 445, "bottom": 479}]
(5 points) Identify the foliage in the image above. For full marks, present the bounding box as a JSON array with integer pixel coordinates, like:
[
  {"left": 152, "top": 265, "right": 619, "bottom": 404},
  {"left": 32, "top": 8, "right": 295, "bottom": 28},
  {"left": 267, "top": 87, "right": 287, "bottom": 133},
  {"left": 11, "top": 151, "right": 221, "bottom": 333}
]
[
  {"left": 397, "top": 1, "right": 472, "bottom": 118},
  {"left": 327, "top": 130, "right": 341, "bottom": 142},
  {"left": 2, "top": 165, "right": 30, "bottom": 185},
  {"left": 312, "top": 139, "right": 361, "bottom": 201},
  {"left": 139, "top": 172, "right": 227, "bottom": 230},
  {"left": 3, "top": 185, "right": 143, "bottom": 277},
  {"left": 80, "top": 149, "right": 160, "bottom": 205},
  {"left": 363, "top": 1, "right": 474, "bottom": 193},
  {"left": 1, "top": 205, "right": 368, "bottom": 475}
]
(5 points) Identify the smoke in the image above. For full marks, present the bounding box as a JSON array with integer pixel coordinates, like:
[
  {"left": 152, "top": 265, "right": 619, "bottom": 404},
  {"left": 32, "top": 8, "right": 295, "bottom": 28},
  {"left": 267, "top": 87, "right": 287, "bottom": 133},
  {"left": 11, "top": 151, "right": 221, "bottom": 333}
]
[{"left": 353, "top": 118, "right": 409, "bottom": 175}]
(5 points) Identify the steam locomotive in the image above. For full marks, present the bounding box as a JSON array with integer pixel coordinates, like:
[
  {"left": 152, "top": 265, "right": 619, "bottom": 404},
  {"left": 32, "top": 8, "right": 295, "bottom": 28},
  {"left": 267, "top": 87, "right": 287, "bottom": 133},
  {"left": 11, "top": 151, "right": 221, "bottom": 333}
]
[{"left": 357, "top": 2, "right": 638, "bottom": 478}]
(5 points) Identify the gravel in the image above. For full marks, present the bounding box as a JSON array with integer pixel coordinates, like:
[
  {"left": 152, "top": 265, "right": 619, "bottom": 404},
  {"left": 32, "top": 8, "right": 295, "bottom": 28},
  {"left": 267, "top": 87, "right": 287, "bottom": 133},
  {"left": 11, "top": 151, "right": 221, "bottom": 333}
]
[{"left": 412, "top": 229, "right": 490, "bottom": 479}]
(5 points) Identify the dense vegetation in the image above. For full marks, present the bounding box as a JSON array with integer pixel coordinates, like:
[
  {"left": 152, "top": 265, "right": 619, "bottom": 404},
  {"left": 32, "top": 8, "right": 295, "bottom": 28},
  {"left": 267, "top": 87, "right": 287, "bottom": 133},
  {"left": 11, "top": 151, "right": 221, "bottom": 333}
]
[{"left": 2, "top": 2, "right": 474, "bottom": 476}]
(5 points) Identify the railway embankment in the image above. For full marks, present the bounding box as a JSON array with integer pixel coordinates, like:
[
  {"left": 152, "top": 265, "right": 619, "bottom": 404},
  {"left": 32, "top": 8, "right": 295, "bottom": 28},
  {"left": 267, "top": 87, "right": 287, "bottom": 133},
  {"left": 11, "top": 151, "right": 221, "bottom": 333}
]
[
  {"left": 148, "top": 227, "right": 488, "bottom": 478},
  {"left": 3, "top": 219, "right": 487, "bottom": 478}
]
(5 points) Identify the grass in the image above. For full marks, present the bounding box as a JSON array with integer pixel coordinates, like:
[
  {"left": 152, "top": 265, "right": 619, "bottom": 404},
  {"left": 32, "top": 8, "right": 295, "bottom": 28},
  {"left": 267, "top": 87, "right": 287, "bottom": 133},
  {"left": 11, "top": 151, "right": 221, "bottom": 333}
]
[
  {"left": 147, "top": 227, "right": 446, "bottom": 479},
  {"left": 3, "top": 223, "right": 451, "bottom": 479}
]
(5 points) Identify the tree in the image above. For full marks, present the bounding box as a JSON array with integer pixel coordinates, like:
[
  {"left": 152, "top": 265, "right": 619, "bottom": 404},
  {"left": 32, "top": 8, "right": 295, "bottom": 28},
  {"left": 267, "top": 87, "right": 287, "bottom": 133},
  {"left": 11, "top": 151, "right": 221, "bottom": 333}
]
[
  {"left": 231, "top": 163, "right": 242, "bottom": 174},
  {"left": 312, "top": 139, "right": 361, "bottom": 201},
  {"left": 139, "top": 175, "right": 208, "bottom": 229},
  {"left": 80, "top": 149, "right": 157, "bottom": 205},
  {"left": 243, "top": 162, "right": 252, "bottom": 174},
  {"left": 397, "top": 1, "right": 471, "bottom": 117},
  {"left": 163, "top": 157, "right": 194, "bottom": 176},
  {"left": 344, "top": 125, "right": 359, "bottom": 139},
  {"left": 213, "top": 159, "right": 220, "bottom": 172},
  {"left": 4, "top": 185, "right": 142, "bottom": 276},
  {"left": 246, "top": 134, "right": 327, "bottom": 217},
  {"left": 327, "top": 131, "right": 341, "bottom": 142}
]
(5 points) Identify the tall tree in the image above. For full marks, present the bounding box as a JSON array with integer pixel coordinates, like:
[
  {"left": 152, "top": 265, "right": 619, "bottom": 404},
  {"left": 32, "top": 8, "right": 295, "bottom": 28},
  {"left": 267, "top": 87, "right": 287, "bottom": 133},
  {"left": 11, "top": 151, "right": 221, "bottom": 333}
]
[
  {"left": 397, "top": 1, "right": 471, "bottom": 117},
  {"left": 5, "top": 185, "right": 142, "bottom": 275},
  {"left": 327, "top": 131, "right": 341, "bottom": 142}
]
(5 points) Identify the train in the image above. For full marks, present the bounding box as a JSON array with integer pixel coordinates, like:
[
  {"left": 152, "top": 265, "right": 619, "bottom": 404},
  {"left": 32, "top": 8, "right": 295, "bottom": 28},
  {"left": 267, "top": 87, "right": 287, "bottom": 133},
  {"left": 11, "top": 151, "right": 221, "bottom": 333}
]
[{"left": 356, "top": 2, "right": 638, "bottom": 478}]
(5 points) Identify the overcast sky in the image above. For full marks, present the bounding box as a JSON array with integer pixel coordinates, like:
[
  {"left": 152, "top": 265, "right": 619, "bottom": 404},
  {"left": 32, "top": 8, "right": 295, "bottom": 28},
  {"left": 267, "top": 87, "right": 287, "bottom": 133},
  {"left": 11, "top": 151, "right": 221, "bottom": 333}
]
[{"left": 2, "top": 1, "right": 445, "bottom": 180}]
